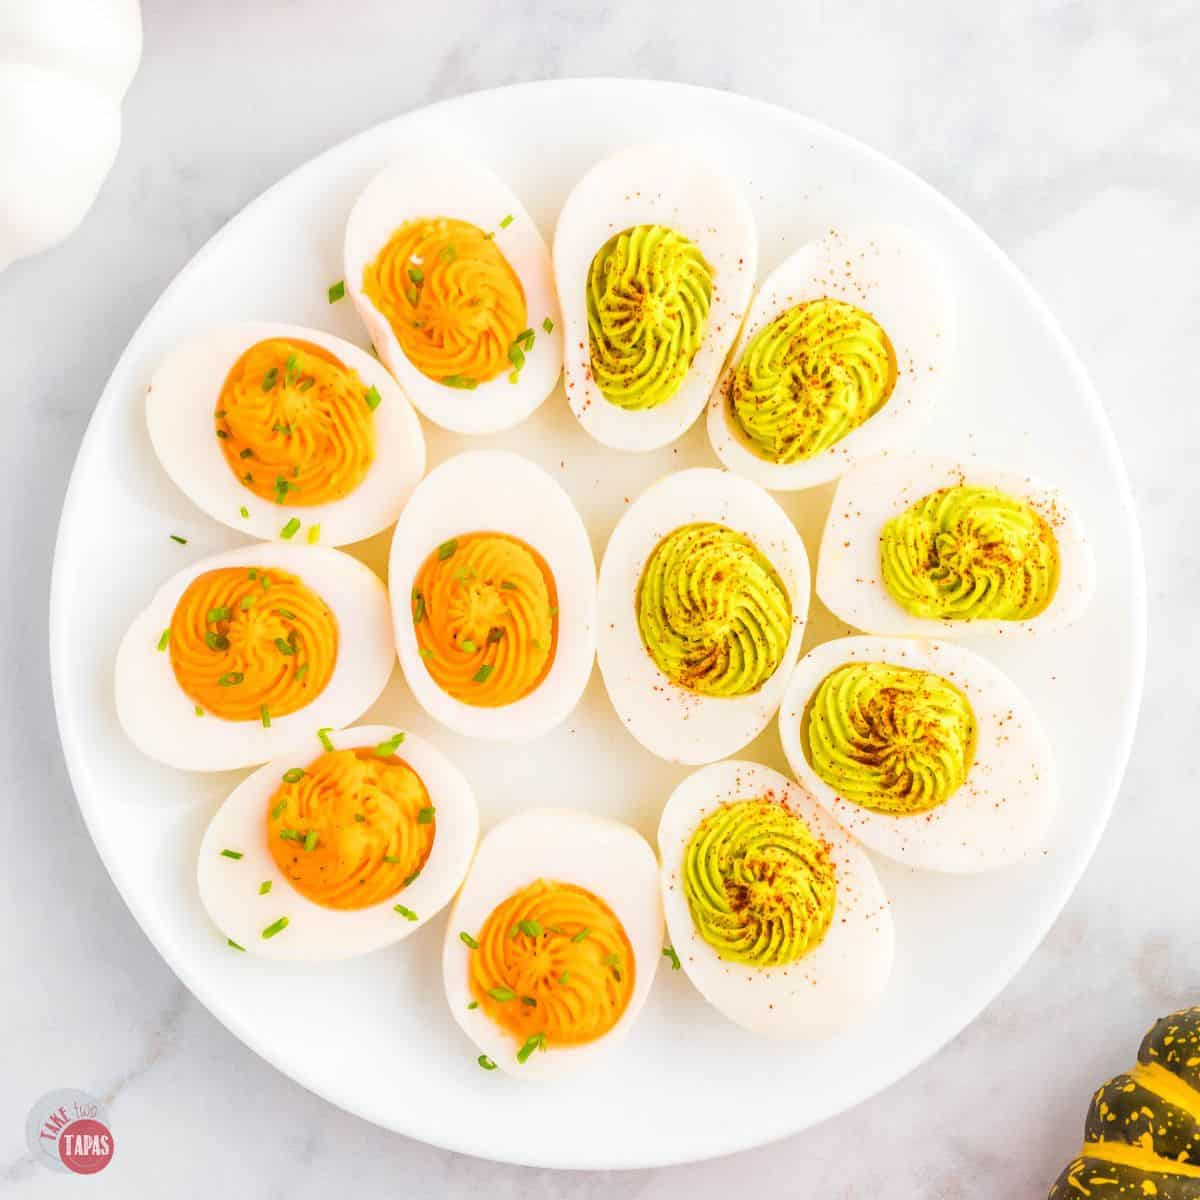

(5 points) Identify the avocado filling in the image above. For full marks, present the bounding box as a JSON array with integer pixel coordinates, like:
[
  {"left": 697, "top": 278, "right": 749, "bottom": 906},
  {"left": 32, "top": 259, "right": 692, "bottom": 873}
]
[
  {"left": 636, "top": 522, "right": 791, "bottom": 697},
  {"left": 880, "top": 485, "right": 1060, "bottom": 621},
  {"left": 586, "top": 223, "right": 713, "bottom": 410},
  {"left": 726, "top": 297, "right": 897, "bottom": 462},
  {"left": 803, "top": 661, "right": 977, "bottom": 814},
  {"left": 683, "top": 798, "right": 836, "bottom": 968}
]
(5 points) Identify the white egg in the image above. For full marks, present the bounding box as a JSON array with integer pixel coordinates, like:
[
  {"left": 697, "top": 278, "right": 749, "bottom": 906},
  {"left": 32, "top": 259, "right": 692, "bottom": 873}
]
[
  {"left": 389, "top": 450, "right": 596, "bottom": 742},
  {"left": 115, "top": 544, "right": 393, "bottom": 771},
  {"left": 778, "top": 635, "right": 1056, "bottom": 872},
  {"left": 597, "top": 467, "right": 809, "bottom": 764},
  {"left": 198, "top": 725, "right": 478, "bottom": 961},
  {"left": 707, "top": 226, "right": 952, "bottom": 490},
  {"left": 343, "top": 147, "right": 562, "bottom": 435},
  {"left": 658, "top": 760, "right": 893, "bottom": 1039},
  {"left": 146, "top": 323, "right": 425, "bottom": 547},
  {"left": 553, "top": 143, "right": 757, "bottom": 452},
  {"left": 817, "top": 452, "right": 1096, "bottom": 637},
  {"left": 442, "top": 808, "right": 662, "bottom": 1079}
]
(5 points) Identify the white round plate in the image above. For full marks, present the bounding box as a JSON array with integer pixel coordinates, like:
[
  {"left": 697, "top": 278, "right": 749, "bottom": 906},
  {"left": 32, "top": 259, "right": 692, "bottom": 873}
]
[{"left": 50, "top": 80, "right": 1145, "bottom": 1169}]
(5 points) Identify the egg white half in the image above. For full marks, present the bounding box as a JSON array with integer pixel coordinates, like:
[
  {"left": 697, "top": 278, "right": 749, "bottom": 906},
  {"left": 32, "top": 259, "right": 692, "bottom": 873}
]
[
  {"left": 115, "top": 544, "right": 393, "bottom": 771},
  {"left": 442, "top": 808, "right": 663, "bottom": 1079},
  {"left": 198, "top": 725, "right": 478, "bottom": 961},
  {"left": 146, "top": 323, "right": 425, "bottom": 546},
  {"left": 778, "top": 635, "right": 1056, "bottom": 872},
  {"left": 389, "top": 450, "right": 596, "bottom": 742},
  {"left": 707, "top": 226, "right": 952, "bottom": 490},
  {"left": 344, "top": 147, "right": 562, "bottom": 435},
  {"left": 597, "top": 467, "right": 809, "bottom": 764},
  {"left": 554, "top": 143, "right": 757, "bottom": 452},
  {"left": 817, "top": 452, "right": 1096, "bottom": 637},
  {"left": 658, "top": 760, "right": 894, "bottom": 1039}
]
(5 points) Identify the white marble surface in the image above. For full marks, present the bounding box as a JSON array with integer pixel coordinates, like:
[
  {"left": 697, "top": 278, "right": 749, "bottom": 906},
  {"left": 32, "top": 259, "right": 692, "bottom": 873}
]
[{"left": 2, "top": 1, "right": 1197, "bottom": 1194}]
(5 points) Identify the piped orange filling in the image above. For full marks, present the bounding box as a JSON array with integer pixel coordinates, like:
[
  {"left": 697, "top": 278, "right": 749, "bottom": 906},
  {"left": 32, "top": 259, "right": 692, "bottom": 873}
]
[
  {"left": 169, "top": 566, "right": 337, "bottom": 720},
  {"left": 215, "top": 338, "right": 376, "bottom": 506},
  {"left": 411, "top": 532, "right": 557, "bottom": 707},
  {"left": 266, "top": 747, "right": 434, "bottom": 910},
  {"left": 469, "top": 879, "right": 634, "bottom": 1048},
  {"left": 362, "top": 217, "right": 526, "bottom": 387}
]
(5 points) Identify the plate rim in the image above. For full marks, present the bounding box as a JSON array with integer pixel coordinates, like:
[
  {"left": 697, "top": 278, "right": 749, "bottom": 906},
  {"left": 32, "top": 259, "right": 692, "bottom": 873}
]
[{"left": 48, "top": 77, "right": 1148, "bottom": 1170}]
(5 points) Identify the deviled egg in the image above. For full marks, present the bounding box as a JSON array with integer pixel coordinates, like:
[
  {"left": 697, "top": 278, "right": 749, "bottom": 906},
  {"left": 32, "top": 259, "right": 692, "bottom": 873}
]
[
  {"left": 707, "top": 227, "right": 952, "bottom": 490},
  {"left": 779, "top": 635, "right": 1056, "bottom": 872},
  {"left": 147, "top": 323, "right": 425, "bottom": 546},
  {"left": 115, "top": 544, "right": 393, "bottom": 771},
  {"left": 597, "top": 467, "right": 808, "bottom": 764},
  {"left": 554, "top": 143, "right": 757, "bottom": 452},
  {"left": 389, "top": 450, "right": 596, "bottom": 741},
  {"left": 443, "top": 808, "right": 662, "bottom": 1078},
  {"left": 817, "top": 452, "right": 1095, "bottom": 636},
  {"left": 344, "top": 147, "right": 562, "bottom": 435},
  {"left": 198, "top": 725, "right": 478, "bottom": 960},
  {"left": 658, "top": 760, "right": 893, "bottom": 1039}
]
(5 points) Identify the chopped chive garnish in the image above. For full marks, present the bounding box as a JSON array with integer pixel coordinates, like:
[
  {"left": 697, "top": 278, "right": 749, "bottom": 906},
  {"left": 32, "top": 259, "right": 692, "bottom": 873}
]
[
  {"left": 261, "top": 575, "right": 271, "bottom": 590},
  {"left": 216, "top": 429, "right": 229, "bottom": 439},
  {"left": 517, "top": 919, "right": 543, "bottom": 937},
  {"left": 402, "top": 868, "right": 421, "bottom": 886},
  {"left": 460, "top": 931, "right": 480, "bottom": 950},
  {"left": 508, "top": 343, "right": 525, "bottom": 371},
  {"left": 361, "top": 384, "right": 382, "bottom": 413},
  {"left": 259, "top": 880, "right": 272, "bottom": 895},
  {"left": 280, "top": 517, "right": 301, "bottom": 539},
  {"left": 412, "top": 590, "right": 426, "bottom": 623},
  {"left": 285, "top": 352, "right": 299, "bottom": 377},
  {"left": 407, "top": 266, "right": 424, "bottom": 284},
  {"left": 260, "top": 704, "right": 271, "bottom": 728},
  {"left": 543, "top": 317, "right": 554, "bottom": 333},
  {"left": 499, "top": 580, "right": 517, "bottom": 590},
  {"left": 170, "top": 534, "right": 187, "bottom": 545},
  {"left": 663, "top": 945, "right": 681, "bottom": 970},
  {"left": 547, "top": 925, "right": 563, "bottom": 934},
  {"left": 460, "top": 639, "right": 477, "bottom": 653},
  {"left": 442, "top": 375, "right": 477, "bottom": 389},
  {"left": 327, "top": 280, "right": 345, "bottom": 303},
  {"left": 571, "top": 927, "right": 591, "bottom": 943},
  {"left": 508, "top": 925, "right": 520, "bottom": 940},
  {"left": 477, "top": 1054, "right": 496, "bottom": 1070},
  {"left": 383, "top": 855, "right": 404, "bottom": 864},
  {"left": 499, "top": 214, "right": 514, "bottom": 229},
  {"left": 452, "top": 566, "right": 475, "bottom": 582},
  {"left": 272, "top": 423, "right": 292, "bottom": 435},
  {"left": 468, "top": 1001, "right": 479, "bottom": 1011},
  {"left": 303, "top": 830, "right": 318, "bottom": 852},
  {"left": 393, "top": 904, "right": 418, "bottom": 921},
  {"left": 194, "top": 705, "right": 204, "bottom": 717},
  {"left": 279, "top": 827, "right": 300, "bottom": 841},
  {"left": 157, "top": 628, "right": 169, "bottom": 652},
  {"left": 273, "top": 637, "right": 296, "bottom": 656},
  {"left": 271, "top": 798, "right": 288, "bottom": 819},
  {"left": 240, "top": 594, "right": 255, "bottom": 610},
  {"left": 486, "top": 626, "right": 504, "bottom": 644},
  {"left": 205, "top": 631, "right": 230, "bottom": 652},
  {"left": 417, "top": 806, "right": 435, "bottom": 824},
  {"left": 262, "top": 368, "right": 279, "bottom": 392},
  {"left": 405, "top": 287, "right": 418, "bottom": 305},
  {"left": 248, "top": 569, "right": 258, "bottom": 579},
  {"left": 352, "top": 812, "right": 365, "bottom": 822},
  {"left": 508, "top": 369, "right": 519, "bottom": 384},
  {"left": 602, "top": 953, "right": 619, "bottom": 967},
  {"left": 374, "top": 732, "right": 405, "bottom": 756},
  {"left": 558, "top": 970, "right": 570, "bottom": 984},
  {"left": 439, "top": 243, "right": 458, "bottom": 262},
  {"left": 218, "top": 671, "right": 244, "bottom": 687},
  {"left": 240, "top": 448, "right": 254, "bottom": 459},
  {"left": 240, "top": 506, "right": 250, "bottom": 519},
  {"left": 206, "top": 606, "right": 230, "bottom": 623},
  {"left": 487, "top": 987, "right": 515, "bottom": 1002},
  {"left": 273, "top": 608, "right": 296, "bottom": 619},
  {"left": 262, "top": 917, "right": 289, "bottom": 939},
  {"left": 419, "top": 648, "right": 433, "bottom": 659},
  {"left": 227, "top": 938, "right": 245, "bottom": 951},
  {"left": 549, "top": 606, "right": 558, "bottom": 616},
  {"left": 437, "top": 538, "right": 458, "bottom": 560},
  {"left": 306, "top": 524, "right": 320, "bottom": 544},
  {"left": 220, "top": 849, "right": 243, "bottom": 860},
  {"left": 520, "top": 996, "right": 537, "bottom": 1007},
  {"left": 317, "top": 727, "right": 334, "bottom": 751},
  {"left": 296, "top": 663, "right": 309, "bottom": 679},
  {"left": 516, "top": 1033, "right": 546, "bottom": 1064},
  {"left": 472, "top": 664, "right": 494, "bottom": 684},
  {"left": 298, "top": 377, "right": 315, "bottom": 391},
  {"left": 282, "top": 768, "right": 305, "bottom": 784}
]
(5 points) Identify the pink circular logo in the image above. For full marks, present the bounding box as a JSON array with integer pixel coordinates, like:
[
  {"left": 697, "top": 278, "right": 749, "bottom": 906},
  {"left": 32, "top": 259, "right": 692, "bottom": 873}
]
[{"left": 57, "top": 1117, "right": 115, "bottom": 1175}]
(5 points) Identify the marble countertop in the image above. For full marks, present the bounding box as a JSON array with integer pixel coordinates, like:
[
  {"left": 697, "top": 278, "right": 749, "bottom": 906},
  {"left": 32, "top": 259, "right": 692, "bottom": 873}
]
[{"left": 2, "top": 2, "right": 1196, "bottom": 1195}]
